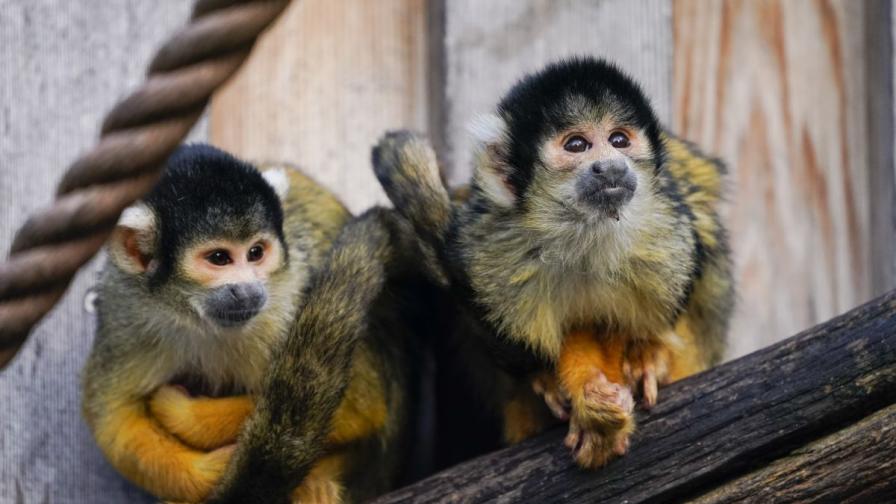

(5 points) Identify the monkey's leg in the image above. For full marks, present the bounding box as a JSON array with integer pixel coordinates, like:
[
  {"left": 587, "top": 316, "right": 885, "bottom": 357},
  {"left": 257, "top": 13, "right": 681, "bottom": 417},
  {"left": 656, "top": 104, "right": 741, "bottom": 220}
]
[
  {"left": 92, "top": 398, "right": 233, "bottom": 502},
  {"left": 149, "top": 386, "right": 254, "bottom": 450},
  {"left": 557, "top": 330, "right": 635, "bottom": 469},
  {"left": 290, "top": 454, "right": 347, "bottom": 504},
  {"left": 501, "top": 380, "right": 557, "bottom": 444}
]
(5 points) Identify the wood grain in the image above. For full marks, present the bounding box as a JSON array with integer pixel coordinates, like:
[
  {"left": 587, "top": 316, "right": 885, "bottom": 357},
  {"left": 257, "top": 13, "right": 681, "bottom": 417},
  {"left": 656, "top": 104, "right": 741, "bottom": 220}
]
[
  {"left": 673, "top": 0, "right": 875, "bottom": 357},
  {"left": 694, "top": 403, "right": 896, "bottom": 503},
  {"left": 209, "top": 0, "right": 430, "bottom": 214},
  {"left": 0, "top": 3, "right": 199, "bottom": 502},
  {"left": 865, "top": 0, "right": 896, "bottom": 298},
  {"left": 374, "top": 290, "right": 896, "bottom": 503}
]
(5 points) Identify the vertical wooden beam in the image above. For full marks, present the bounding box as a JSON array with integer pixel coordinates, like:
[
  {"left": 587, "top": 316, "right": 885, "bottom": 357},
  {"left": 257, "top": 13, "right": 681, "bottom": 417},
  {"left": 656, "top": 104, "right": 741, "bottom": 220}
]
[
  {"left": 866, "top": 0, "right": 896, "bottom": 297},
  {"left": 209, "top": 0, "right": 430, "bottom": 214},
  {"left": 440, "top": 0, "right": 674, "bottom": 184},
  {"left": 673, "top": 0, "right": 873, "bottom": 357}
]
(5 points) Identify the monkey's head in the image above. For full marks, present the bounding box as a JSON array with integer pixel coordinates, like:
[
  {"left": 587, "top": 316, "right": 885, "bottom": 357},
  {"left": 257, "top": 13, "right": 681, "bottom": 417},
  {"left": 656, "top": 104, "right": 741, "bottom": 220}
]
[
  {"left": 108, "top": 144, "right": 293, "bottom": 331},
  {"left": 471, "top": 57, "right": 663, "bottom": 228}
]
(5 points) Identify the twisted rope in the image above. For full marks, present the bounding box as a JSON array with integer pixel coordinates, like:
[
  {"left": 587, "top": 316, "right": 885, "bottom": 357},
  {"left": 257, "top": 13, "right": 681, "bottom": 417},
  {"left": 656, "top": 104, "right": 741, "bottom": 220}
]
[{"left": 0, "top": 0, "right": 292, "bottom": 368}]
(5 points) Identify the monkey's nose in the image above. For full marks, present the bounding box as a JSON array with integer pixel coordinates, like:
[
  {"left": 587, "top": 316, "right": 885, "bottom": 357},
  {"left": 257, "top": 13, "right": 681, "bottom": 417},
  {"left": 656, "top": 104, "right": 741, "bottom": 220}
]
[
  {"left": 590, "top": 159, "right": 629, "bottom": 184},
  {"left": 226, "top": 282, "right": 267, "bottom": 309}
]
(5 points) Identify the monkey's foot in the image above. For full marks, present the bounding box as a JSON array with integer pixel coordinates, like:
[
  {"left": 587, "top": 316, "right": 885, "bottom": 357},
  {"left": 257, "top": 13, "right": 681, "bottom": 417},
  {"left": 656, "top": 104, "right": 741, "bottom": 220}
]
[
  {"left": 565, "top": 371, "right": 635, "bottom": 469},
  {"left": 291, "top": 475, "right": 344, "bottom": 504},
  {"left": 623, "top": 340, "right": 672, "bottom": 409},
  {"left": 532, "top": 371, "right": 571, "bottom": 420}
]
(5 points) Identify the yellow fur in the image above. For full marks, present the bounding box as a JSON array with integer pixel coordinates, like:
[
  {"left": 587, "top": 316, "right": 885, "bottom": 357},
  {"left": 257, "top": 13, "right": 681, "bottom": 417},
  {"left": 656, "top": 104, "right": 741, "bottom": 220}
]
[
  {"left": 150, "top": 388, "right": 253, "bottom": 451},
  {"left": 93, "top": 397, "right": 231, "bottom": 502}
]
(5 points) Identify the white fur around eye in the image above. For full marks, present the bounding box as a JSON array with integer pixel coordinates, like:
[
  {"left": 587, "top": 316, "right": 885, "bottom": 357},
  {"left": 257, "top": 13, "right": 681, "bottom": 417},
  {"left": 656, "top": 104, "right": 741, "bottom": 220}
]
[
  {"left": 262, "top": 168, "right": 290, "bottom": 200},
  {"left": 118, "top": 203, "right": 154, "bottom": 231}
]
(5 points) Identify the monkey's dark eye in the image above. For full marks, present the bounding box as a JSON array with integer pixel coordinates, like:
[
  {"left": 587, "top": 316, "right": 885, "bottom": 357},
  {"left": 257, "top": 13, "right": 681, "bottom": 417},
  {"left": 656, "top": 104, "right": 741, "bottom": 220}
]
[
  {"left": 247, "top": 244, "right": 265, "bottom": 262},
  {"left": 206, "top": 250, "right": 232, "bottom": 266},
  {"left": 563, "top": 135, "right": 591, "bottom": 153},
  {"left": 609, "top": 131, "right": 631, "bottom": 149}
]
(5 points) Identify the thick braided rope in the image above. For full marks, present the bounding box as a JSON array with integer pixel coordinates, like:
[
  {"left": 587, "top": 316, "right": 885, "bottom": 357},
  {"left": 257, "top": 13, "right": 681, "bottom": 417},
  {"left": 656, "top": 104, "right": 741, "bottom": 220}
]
[{"left": 0, "top": 0, "right": 291, "bottom": 368}]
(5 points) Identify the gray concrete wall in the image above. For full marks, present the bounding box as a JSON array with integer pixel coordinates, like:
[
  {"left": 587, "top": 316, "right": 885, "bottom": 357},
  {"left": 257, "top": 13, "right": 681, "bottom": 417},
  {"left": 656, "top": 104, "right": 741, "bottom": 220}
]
[{"left": 0, "top": 2, "right": 203, "bottom": 502}]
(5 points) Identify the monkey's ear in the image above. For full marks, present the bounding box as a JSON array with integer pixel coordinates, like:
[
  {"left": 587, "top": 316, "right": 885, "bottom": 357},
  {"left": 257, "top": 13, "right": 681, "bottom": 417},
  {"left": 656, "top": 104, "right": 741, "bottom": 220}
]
[
  {"left": 469, "top": 113, "right": 516, "bottom": 207},
  {"left": 108, "top": 204, "right": 157, "bottom": 274},
  {"left": 262, "top": 168, "right": 290, "bottom": 201}
]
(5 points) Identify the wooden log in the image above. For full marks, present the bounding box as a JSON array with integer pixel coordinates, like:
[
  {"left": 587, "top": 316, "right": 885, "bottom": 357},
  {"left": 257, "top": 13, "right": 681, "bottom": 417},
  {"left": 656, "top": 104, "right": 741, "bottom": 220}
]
[
  {"left": 374, "top": 290, "right": 896, "bottom": 503},
  {"left": 693, "top": 403, "right": 896, "bottom": 503}
]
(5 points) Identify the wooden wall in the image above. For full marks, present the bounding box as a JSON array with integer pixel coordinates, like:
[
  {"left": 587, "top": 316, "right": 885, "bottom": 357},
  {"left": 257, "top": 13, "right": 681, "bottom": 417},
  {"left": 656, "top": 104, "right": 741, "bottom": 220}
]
[
  {"left": 209, "top": 0, "right": 894, "bottom": 359},
  {"left": 673, "top": 0, "right": 878, "bottom": 356},
  {"left": 209, "top": 0, "right": 430, "bottom": 214}
]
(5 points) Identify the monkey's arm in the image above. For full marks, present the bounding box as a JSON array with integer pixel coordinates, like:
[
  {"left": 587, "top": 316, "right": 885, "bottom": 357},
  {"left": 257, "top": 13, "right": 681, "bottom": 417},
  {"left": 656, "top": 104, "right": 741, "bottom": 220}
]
[
  {"left": 149, "top": 383, "right": 387, "bottom": 453},
  {"left": 149, "top": 387, "right": 254, "bottom": 450},
  {"left": 82, "top": 367, "right": 233, "bottom": 502},
  {"left": 208, "top": 209, "right": 401, "bottom": 504},
  {"left": 555, "top": 330, "right": 635, "bottom": 468}
]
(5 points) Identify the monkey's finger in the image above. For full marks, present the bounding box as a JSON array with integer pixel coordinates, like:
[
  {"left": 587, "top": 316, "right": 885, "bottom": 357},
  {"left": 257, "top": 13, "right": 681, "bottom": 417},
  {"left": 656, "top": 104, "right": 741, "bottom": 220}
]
[
  {"left": 564, "top": 422, "right": 582, "bottom": 450},
  {"left": 612, "top": 434, "right": 629, "bottom": 456},
  {"left": 544, "top": 393, "right": 570, "bottom": 420},
  {"left": 574, "top": 433, "right": 595, "bottom": 463},
  {"left": 642, "top": 364, "right": 658, "bottom": 409}
]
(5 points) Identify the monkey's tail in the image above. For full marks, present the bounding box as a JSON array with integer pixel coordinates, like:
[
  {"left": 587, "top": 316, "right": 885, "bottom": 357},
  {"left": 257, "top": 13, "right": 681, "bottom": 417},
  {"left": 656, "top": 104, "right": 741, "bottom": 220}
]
[
  {"left": 372, "top": 131, "right": 453, "bottom": 250},
  {"left": 208, "top": 209, "right": 401, "bottom": 504}
]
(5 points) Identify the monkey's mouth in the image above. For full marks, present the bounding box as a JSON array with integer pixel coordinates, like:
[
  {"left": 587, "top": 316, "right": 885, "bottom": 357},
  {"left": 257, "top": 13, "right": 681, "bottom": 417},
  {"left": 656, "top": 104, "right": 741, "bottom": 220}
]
[
  {"left": 578, "top": 182, "right": 636, "bottom": 219},
  {"left": 208, "top": 307, "right": 262, "bottom": 327}
]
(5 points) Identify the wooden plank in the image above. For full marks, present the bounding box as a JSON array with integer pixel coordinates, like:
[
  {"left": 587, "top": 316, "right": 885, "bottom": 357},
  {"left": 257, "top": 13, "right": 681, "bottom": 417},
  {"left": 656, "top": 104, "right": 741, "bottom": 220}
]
[
  {"left": 208, "top": 0, "right": 430, "bottom": 215},
  {"left": 673, "top": 0, "right": 874, "bottom": 357},
  {"left": 0, "top": 2, "right": 199, "bottom": 503},
  {"left": 866, "top": 0, "right": 896, "bottom": 297},
  {"left": 374, "top": 290, "right": 896, "bottom": 503},
  {"left": 693, "top": 403, "right": 896, "bottom": 504},
  {"left": 440, "top": 0, "right": 673, "bottom": 185}
]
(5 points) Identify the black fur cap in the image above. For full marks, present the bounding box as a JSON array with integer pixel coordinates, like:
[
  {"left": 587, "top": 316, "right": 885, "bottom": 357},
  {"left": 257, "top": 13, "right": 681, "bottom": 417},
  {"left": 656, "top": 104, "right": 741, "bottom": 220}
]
[
  {"left": 496, "top": 57, "right": 664, "bottom": 197},
  {"left": 144, "top": 143, "right": 286, "bottom": 285}
]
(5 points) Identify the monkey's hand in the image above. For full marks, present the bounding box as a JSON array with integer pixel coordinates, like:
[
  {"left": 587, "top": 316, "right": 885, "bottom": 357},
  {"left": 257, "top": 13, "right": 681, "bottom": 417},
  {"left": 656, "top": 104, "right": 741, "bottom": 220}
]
[
  {"left": 564, "top": 369, "right": 635, "bottom": 468},
  {"left": 623, "top": 338, "right": 673, "bottom": 409},
  {"left": 149, "top": 386, "right": 254, "bottom": 451},
  {"left": 557, "top": 330, "right": 635, "bottom": 469}
]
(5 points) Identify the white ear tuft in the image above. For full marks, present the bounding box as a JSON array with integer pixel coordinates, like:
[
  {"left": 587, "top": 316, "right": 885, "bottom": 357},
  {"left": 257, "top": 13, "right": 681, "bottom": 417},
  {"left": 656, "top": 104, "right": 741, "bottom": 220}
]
[
  {"left": 109, "top": 203, "right": 156, "bottom": 274},
  {"left": 117, "top": 203, "right": 154, "bottom": 231},
  {"left": 467, "top": 113, "right": 507, "bottom": 147},
  {"left": 262, "top": 168, "right": 291, "bottom": 201},
  {"left": 468, "top": 114, "right": 515, "bottom": 207}
]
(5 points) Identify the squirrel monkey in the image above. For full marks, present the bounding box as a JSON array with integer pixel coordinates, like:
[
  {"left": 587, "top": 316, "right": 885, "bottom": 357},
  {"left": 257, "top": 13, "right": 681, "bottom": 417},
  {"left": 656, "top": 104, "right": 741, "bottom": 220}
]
[
  {"left": 372, "top": 57, "right": 735, "bottom": 469},
  {"left": 82, "top": 144, "right": 425, "bottom": 503}
]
